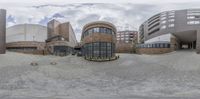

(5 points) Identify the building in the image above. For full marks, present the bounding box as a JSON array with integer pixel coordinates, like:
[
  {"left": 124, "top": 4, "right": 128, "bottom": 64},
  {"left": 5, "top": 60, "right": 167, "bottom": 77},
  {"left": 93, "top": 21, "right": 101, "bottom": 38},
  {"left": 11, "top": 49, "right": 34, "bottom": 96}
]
[
  {"left": 137, "top": 9, "right": 200, "bottom": 54},
  {"left": 81, "top": 21, "right": 117, "bottom": 61},
  {"left": 0, "top": 9, "right": 6, "bottom": 54},
  {"left": 6, "top": 24, "right": 47, "bottom": 54},
  {"left": 116, "top": 30, "right": 138, "bottom": 53},
  {"left": 46, "top": 19, "right": 77, "bottom": 56}
]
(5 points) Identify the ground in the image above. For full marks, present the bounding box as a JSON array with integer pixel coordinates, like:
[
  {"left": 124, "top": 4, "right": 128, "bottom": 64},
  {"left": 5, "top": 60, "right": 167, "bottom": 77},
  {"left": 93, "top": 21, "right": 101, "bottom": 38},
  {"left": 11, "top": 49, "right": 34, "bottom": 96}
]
[{"left": 0, "top": 50, "right": 200, "bottom": 99}]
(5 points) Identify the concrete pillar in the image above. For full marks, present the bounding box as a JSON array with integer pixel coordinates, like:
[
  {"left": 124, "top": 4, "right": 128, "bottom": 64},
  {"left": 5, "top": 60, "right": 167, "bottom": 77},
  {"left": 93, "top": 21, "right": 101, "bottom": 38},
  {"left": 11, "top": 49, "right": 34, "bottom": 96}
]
[
  {"left": 0, "top": 9, "right": 6, "bottom": 54},
  {"left": 196, "top": 30, "right": 200, "bottom": 53}
]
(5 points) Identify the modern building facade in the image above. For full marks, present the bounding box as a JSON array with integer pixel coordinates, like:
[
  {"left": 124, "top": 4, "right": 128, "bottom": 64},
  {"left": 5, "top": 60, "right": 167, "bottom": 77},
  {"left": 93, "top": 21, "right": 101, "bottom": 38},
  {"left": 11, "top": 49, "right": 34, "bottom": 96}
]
[
  {"left": 81, "top": 21, "right": 117, "bottom": 61},
  {"left": 0, "top": 9, "right": 6, "bottom": 54},
  {"left": 6, "top": 24, "right": 47, "bottom": 54},
  {"left": 116, "top": 30, "right": 138, "bottom": 53},
  {"left": 138, "top": 9, "right": 200, "bottom": 54},
  {"left": 46, "top": 19, "right": 77, "bottom": 56}
]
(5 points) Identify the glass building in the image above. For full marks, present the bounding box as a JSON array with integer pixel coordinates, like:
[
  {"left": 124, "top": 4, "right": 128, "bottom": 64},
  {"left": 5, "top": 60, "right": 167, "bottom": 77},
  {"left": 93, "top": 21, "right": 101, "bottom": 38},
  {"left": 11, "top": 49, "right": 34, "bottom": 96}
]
[{"left": 81, "top": 21, "right": 117, "bottom": 61}]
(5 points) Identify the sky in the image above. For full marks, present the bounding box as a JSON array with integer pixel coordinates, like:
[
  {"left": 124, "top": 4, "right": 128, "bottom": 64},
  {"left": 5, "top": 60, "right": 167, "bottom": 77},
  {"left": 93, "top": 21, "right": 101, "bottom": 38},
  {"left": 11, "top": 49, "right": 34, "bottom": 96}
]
[{"left": 1, "top": 0, "right": 200, "bottom": 41}]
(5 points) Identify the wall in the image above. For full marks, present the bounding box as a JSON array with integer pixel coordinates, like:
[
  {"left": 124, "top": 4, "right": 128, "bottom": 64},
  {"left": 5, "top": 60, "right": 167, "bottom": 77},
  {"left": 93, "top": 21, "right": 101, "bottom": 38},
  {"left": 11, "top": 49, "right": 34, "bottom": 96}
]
[
  {"left": 116, "top": 42, "right": 133, "bottom": 53},
  {"left": 7, "top": 24, "right": 47, "bottom": 43},
  {"left": 47, "top": 20, "right": 60, "bottom": 38},
  {"left": 6, "top": 41, "right": 47, "bottom": 55},
  {"left": 136, "top": 48, "right": 172, "bottom": 54},
  {"left": 0, "top": 9, "right": 6, "bottom": 54}
]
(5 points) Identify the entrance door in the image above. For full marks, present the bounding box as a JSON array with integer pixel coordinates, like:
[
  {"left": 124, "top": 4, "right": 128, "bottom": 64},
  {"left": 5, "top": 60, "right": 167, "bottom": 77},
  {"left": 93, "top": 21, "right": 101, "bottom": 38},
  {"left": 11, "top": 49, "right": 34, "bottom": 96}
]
[{"left": 180, "top": 41, "right": 196, "bottom": 49}]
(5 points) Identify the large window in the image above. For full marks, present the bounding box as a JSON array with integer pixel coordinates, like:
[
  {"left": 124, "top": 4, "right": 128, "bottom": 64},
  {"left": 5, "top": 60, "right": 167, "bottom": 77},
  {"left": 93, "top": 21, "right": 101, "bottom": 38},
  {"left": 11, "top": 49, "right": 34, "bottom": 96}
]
[
  {"left": 83, "top": 42, "right": 115, "bottom": 58},
  {"left": 83, "top": 27, "right": 115, "bottom": 38}
]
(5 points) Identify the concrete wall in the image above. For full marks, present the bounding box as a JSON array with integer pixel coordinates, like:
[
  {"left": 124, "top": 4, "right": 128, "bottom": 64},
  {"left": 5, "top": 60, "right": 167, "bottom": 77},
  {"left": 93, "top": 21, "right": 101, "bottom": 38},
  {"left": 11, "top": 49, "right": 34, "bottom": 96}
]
[
  {"left": 7, "top": 24, "right": 47, "bottom": 43},
  {"left": 47, "top": 19, "right": 60, "bottom": 38},
  {"left": 68, "top": 23, "right": 78, "bottom": 47},
  {"left": 59, "top": 22, "right": 69, "bottom": 41},
  {"left": 0, "top": 9, "right": 6, "bottom": 54},
  {"left": 47, "top": 20, "right": 77, "bottom": 48},
  {"left": 46, "top": 20, "right": 78, "bottom": 55},
  {"left": 197, "top": 30, "right": 200, "bottom": 53},
  {"left": 139, "top": 9, "right": 200, "bottom": 53},
  {"left": 6, "top": 41, "right": 47, "bottom": 55},
  {"left": 6, "top": 41, "right": 46, "bottom": 50}
]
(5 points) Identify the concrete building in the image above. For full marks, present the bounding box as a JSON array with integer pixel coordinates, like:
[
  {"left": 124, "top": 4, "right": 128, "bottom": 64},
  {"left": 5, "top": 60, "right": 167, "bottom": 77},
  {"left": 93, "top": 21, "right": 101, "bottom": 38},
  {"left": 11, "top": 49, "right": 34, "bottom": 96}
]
[
  {"left": 6, "top": 24, "right": 47, "bottom": 54},
  {"left": 81, "top": 21, "right": 117, "bottom": 61},
  {"left": 0, "top": 9, "right": 6, "bottom": 54},
  {"left": 138, "top": 9, "right": 200, "bottom": 54},
  {"left": 46, "top": 19, "right": 77, "bottom": 56},
  {"left": 116, "top": 30, "right": 138, "bottom": 53}
]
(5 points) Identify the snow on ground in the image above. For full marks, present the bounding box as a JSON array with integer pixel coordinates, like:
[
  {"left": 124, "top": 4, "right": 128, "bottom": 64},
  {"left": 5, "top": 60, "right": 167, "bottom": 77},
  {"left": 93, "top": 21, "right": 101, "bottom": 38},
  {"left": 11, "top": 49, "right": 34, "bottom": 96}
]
[{"left": 0, "top": 50, "right": 200, "bottom": 99}]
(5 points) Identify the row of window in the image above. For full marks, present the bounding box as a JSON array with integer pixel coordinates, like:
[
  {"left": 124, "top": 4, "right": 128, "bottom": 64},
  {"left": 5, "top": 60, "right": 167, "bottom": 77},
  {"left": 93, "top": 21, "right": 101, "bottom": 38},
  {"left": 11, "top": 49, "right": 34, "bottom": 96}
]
[
  {"left": 161, "top": 19, "right": 175, "bottom": 24},
  {"left": 82, "top": 27, "right": 115, "bottom": 38},
  {"left": 160, "top": 24, "right": 175, "bottom": 30},
  {"left": 83, "top": 42, "right": 115, "bottom": 58},
  {"left": 187, "top": 10, "right": 200, "bottom": 16},
  {"left": 148, "top": 28, "right": 160, "bottom": 35},
  {"left": 187, "top": 21, "right": 200, "bottom": 25},
  {"left": 187, "top": 15, "right": 200, "bottom": 19},
  {"left": 137, "top": 43, "right": 170, "bottom": 48},
  {"left": 160, "top": 15, "right": 175, "bottom": 20},
  {"left": 117, "top": 35, "right": 132, "bottom": 37},
  {"left": 148, "top": 14, "right": 160, "bottom": 24}
]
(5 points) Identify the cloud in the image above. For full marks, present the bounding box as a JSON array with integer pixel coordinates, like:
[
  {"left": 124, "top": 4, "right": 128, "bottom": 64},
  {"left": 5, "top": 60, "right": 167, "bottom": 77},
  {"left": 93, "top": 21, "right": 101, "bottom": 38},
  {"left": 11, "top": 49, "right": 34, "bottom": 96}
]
[{"left": 2, "top": 2, "right": 200, "bottom": 41}]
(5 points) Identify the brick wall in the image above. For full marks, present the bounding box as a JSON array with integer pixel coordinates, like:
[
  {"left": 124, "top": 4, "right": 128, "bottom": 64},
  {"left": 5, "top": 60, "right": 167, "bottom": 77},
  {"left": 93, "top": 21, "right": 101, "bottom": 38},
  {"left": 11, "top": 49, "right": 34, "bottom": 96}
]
[
  {"left": 136, "top": 48, "right": 172, "bottom": 54},
  {"left": 83, "top": 33, "right": 116, "bottom": 44},
  {"left": 116, "top": 42, "right": 133, "bottom": 53}
]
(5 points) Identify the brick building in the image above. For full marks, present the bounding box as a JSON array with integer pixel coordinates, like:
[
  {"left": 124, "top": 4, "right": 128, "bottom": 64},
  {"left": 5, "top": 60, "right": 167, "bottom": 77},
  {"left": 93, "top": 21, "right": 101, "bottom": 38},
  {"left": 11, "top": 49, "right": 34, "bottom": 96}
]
[
  {"left": 46, "top": 19, "right": 77, "bottom": 56},
  {"left": 81, "top": 21, "right": 117, "bottom": 61},
  {"left": 116, "top": 30, "right": 138, "bottom": 53}
]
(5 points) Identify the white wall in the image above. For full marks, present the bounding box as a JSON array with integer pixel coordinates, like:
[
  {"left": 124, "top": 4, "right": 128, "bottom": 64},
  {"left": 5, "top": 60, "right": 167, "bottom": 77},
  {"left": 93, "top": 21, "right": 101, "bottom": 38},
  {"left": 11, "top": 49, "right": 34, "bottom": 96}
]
[
  {"left": 6, "top": 24, "right": 47, "bottom": 43},
  {"left": 145, "top": 33, "right": 171, "bottom": 43}
]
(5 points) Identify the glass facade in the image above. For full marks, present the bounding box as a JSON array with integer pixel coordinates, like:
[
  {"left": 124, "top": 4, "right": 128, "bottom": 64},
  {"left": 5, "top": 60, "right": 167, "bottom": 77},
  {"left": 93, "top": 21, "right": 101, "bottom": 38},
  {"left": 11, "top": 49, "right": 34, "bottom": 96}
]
[
  {"left": 82, "top": 27, "right": 115, "bottom": 38},
  {"left": 137, "top": 43, "right": 170, "bottom": 48},
  {"left": 53, "top": 46, "right": 73, "bottom": 56},
  {"left": 83, "top": 42, "right": 115, "bottom": 58}
]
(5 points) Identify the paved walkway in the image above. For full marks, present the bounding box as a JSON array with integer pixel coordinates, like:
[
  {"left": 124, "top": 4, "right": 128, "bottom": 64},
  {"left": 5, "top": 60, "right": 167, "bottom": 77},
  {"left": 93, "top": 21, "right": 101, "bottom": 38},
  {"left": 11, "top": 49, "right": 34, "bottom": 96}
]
[{"left": 0, "top": 51, "right": 200, "bottom": 99}]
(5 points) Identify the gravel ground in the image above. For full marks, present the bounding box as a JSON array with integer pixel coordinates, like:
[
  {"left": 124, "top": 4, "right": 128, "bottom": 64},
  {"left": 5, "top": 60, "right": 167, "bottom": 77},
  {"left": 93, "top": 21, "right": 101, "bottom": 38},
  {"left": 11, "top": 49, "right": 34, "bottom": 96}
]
[{"left": 0, "top": 50, "right": 200, "bottom": 99}]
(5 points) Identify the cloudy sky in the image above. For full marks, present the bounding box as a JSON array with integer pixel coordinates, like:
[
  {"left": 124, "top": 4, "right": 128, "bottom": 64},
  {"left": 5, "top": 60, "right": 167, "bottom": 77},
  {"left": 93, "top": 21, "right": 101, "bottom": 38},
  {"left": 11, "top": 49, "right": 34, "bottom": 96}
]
[{"left": 1, "top": 0, "right": 200, "bottom": 41}]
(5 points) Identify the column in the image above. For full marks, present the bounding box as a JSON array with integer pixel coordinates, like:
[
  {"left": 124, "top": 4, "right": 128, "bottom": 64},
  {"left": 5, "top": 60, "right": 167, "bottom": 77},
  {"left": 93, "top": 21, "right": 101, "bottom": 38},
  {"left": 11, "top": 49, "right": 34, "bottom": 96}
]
[
  {"left": 0, "top": 9, "right": 6, "bottom": 54},
  {"left": 196, "top": 30, "right": 200, "bottom": 53}
]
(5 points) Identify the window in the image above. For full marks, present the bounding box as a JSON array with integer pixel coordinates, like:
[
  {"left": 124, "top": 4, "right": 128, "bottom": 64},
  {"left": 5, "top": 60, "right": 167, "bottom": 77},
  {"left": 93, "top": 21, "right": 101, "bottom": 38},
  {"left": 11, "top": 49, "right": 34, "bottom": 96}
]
[
  {"left": 168, "top": 24, "right": 174, "bottom": 27},
  {"left": 168, "top": 19, "right": 175, "bottom": 22},
  {"left": 187, "top": 16, "right": 195, "bottom": 19},
  {"left": 161, "top": 17, "right": 166, "bottom": 20},
  {"left": 93, "top": 28, "right": 99, "bottom": 33},
  {"left": 84, "top": 27, "right": 114, "bottom": 38},
  {"left": 168, "top": 15, "right": 175, "bottom": 18},
  {"left": 187, "top": 15, "right": 200, "bottom": 19},
  {"left": 161, "top": 20, "right": 166, "bottom": 24},
  {"left": 187, "top": 21, "right": 200, "bottom": 25},
  {"left": 161, "top": 25, "right": 166, "bottom": 29},
  {"left": 107, "top": 28, "right": 112, "bottom": 34},
  {"left": 160, "top": 14, "right": 166, "bottom": 17},
  {"left": 83, "top": 42, "right": 115, "bottom": 58},
  {"left": 160, "top": 43, "right": 164, "bottom": 48},
  {"left": 88, "top": 29, "right": 93, "bottom": 35}
]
